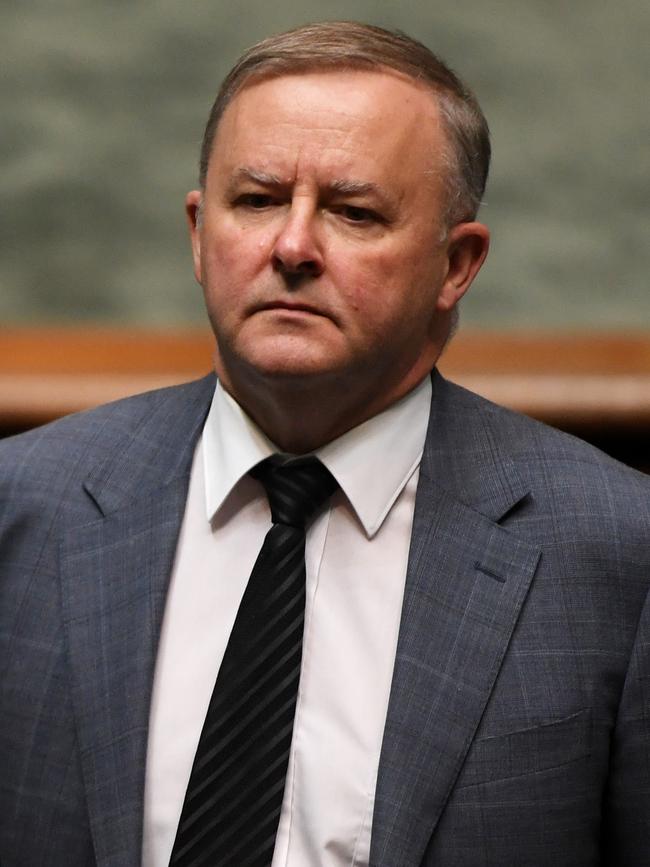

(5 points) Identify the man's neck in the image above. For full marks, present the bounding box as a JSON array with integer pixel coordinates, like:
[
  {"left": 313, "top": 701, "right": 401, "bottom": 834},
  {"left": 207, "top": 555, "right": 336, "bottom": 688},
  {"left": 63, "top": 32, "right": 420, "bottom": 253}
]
[{"left": 214, "top": 366, "right": 433, "bottom": 454}]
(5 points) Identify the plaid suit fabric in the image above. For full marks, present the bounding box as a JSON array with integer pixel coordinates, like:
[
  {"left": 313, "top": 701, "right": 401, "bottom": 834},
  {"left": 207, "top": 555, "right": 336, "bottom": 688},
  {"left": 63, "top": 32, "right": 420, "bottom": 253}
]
[{"left": 2, "top": 373, "right": 650, "bottom": 866}]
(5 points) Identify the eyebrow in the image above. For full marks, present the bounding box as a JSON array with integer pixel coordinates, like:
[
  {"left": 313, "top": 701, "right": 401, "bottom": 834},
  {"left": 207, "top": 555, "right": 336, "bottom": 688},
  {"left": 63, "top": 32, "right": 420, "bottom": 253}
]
[
  {"left": 224, "top": 167, "right": 283, "bottom": 197},
  {"left": 328, "top": 179, "right": 399, "bottom": 216},
  {"left": 327, "top": 178, "right": 379, "bottom": 196},
  {"left": 229, "top": 167, "right": 284, "bottom": 187},
  {"left": 226, "top": 167, "right": 397, "bottom": 209}
]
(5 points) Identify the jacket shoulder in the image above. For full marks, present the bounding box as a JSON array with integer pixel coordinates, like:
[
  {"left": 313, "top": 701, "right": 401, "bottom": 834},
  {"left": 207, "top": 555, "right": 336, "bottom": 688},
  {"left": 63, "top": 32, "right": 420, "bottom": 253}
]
[
  {"left": 432, "top": 374, "right": 650, "bottom": 531},
  {"left": 0, "top": 375, "right": 215, "bottom": 522},
  {"left": 439, "top": 374, "right": 648, "bottom": 480}
]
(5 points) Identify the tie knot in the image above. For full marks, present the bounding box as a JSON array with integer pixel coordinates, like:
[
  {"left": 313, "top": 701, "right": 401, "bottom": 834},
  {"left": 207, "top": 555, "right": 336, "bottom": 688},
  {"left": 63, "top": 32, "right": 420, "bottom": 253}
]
[{"left": 250, "top": 454, "right": 338, "bottom": 528}]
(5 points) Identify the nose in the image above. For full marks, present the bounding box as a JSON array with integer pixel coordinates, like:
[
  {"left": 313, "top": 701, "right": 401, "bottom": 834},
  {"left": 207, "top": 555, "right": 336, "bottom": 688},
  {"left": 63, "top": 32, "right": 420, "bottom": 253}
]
[{"left": 271, "top": 205, "right": 324, "bottom": 280}]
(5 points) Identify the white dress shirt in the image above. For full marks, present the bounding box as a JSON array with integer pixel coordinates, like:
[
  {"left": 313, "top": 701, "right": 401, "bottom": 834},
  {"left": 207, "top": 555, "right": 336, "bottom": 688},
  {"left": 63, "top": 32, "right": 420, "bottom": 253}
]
[{"left": 142, "top": 375, "right": 432, "bottom": 866}]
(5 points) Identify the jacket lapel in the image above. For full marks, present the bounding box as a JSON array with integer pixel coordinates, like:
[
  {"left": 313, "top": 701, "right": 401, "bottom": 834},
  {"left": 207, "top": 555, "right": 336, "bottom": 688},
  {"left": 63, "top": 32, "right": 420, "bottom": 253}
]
[
  {"left": 371, "top": 373, "right": 541, "bottom": 867},
  {"left": 59, "top": 375, "right": 214, "bottom": 866}
]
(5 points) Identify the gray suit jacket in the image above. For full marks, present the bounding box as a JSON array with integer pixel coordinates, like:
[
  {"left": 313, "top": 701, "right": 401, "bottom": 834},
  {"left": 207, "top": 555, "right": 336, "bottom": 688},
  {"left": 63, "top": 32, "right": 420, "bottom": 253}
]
[{"left": 2, "top": 372, "right": 650, "bottom": 866}]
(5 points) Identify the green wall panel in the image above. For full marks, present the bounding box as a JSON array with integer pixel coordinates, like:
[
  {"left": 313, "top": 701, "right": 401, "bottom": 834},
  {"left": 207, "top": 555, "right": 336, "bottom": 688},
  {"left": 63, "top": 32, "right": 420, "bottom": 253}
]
[{"left": 2, "top": 1, "right": 649, "bottom": 328}]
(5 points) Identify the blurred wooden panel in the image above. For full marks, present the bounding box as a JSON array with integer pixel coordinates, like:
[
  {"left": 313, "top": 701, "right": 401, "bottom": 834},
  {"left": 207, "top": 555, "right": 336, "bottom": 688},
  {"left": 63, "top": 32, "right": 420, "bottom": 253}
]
[
  {"left": 0, "top": 327, "right": 215, "bottom": 429},
  {"left": 2, "top": 329, "right": 650, "bottom": 469},
  {"left": 440, "top": 332, "right": 650, "bottom": 431}
]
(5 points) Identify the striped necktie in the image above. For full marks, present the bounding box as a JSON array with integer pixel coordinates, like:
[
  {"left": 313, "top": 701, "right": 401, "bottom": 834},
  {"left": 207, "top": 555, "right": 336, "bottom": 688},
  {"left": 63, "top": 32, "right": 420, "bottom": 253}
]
[{"left": 170, "top": 454, "right": 338, "bottom": 867}]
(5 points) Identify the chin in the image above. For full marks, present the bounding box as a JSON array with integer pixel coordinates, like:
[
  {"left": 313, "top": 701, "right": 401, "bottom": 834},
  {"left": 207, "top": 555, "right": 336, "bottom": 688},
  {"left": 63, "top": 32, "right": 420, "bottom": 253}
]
[
  {"left": 241, "top": 337, "right": 344, "bottom": 376},
  {"left": 217, "top": 345, "right": 332, "bottom": 382},
  {"left": 248, "top": 357, "right": 338, "bottom": 382}
]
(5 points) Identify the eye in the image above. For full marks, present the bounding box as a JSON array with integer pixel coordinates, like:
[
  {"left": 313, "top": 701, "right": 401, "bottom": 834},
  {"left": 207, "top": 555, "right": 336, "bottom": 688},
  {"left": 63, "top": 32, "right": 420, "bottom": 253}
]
[
  {"left": 235, "top": 193, "right": 276, "bottom": 209},
  {"left": 335, "top": 205, "right": 380, "bottom": 224}
]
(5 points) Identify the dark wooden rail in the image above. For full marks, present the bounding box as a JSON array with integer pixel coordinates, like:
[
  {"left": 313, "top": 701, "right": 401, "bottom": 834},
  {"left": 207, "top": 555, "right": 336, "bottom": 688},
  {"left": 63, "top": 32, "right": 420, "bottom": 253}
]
[{"left": 3, "top": 328, "right": 650, "bottom": 470}]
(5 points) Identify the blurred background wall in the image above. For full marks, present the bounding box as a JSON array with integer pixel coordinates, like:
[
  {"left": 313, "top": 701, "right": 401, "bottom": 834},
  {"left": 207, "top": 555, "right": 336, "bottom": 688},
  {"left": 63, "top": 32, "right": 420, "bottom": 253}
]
[{"left": 2, "top": 0, "right": 649, "bottom": 329}]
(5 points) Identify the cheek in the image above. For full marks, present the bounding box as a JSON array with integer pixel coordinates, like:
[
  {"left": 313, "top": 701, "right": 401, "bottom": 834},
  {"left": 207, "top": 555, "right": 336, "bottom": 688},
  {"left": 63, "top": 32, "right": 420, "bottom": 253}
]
[
  {"left": 330, "top": 247, "right": 401, "bottom": 311},
  {"left": 338, "top": 249, "right": 422, "bottom": 321},
  {"left": 201, "top": 222, "right": 271, "bottom": 281},
  {"left": 349, "top": 251, "right": 442, "bottom": 341}
]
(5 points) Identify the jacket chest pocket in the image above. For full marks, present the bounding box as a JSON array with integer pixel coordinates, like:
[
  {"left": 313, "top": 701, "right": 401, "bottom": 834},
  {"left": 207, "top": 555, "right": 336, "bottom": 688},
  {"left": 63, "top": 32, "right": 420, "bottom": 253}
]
[
  {"left": 454, "top": 708, "right": 604, "bottom": 791},
  {"left": 425, "top": 709, "right": 608, "bottom": 865}
]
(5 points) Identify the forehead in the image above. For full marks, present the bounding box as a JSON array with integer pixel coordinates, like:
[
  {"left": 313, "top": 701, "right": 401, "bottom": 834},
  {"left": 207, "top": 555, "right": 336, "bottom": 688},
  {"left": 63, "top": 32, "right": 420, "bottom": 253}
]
[{"left": 208, "top": 69, "right": 446, "bottom": 187}]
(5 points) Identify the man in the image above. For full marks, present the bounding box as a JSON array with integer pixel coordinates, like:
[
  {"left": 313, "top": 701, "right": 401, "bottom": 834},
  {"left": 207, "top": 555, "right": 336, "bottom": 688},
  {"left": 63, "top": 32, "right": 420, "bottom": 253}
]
[{"left": 1, "top": 21, "right": 649, "bottom": 867}]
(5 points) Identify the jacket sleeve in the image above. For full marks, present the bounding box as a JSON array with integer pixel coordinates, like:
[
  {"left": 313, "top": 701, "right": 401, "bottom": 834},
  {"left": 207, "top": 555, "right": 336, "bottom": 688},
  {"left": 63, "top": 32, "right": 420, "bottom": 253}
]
[{"left": 603, "top": 582, "right": 650, "bottom": 864}]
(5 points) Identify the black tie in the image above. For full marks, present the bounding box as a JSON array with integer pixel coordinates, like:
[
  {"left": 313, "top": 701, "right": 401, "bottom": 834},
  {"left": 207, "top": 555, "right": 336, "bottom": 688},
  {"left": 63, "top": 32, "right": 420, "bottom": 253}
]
[{"left": 169, "top": 454, "right": 338, "bottom": 867}]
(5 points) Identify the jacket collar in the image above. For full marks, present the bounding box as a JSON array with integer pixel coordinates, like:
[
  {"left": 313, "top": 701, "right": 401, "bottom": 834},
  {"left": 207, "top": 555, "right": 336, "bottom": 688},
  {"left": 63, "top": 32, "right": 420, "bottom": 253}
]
[
  {"left": 421, "top": 370, "right": 531, "bottom": 522},
  {"left": 81, "top": 374, "right": 216, "bottom": 516}
]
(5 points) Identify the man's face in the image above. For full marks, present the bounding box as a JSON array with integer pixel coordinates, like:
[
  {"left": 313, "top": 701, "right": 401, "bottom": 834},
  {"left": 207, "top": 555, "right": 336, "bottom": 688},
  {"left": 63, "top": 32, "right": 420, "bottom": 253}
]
[{"left": 187, "top": 69, "right": 487, "bottom": 416}]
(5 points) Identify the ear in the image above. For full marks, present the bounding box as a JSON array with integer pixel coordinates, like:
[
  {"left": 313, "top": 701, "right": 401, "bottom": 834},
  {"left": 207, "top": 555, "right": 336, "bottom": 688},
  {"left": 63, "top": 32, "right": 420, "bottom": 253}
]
[
  {"left": 435, "top": 221, "right": 490, "bottom": 312},
  {"left": 185, "top": 190, "right": 203, "bottom": 284}
]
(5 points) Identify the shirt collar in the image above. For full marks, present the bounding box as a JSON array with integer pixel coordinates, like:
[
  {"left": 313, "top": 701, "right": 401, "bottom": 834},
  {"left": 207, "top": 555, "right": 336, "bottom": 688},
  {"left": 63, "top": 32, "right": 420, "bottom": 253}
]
[{"left": 203, "top": 376, "right": 432, "bottom": 538}]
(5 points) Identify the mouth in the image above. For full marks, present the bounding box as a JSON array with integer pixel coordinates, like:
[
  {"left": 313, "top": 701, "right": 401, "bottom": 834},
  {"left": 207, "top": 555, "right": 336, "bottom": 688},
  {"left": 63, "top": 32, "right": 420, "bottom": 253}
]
[{"left": 254, "top": 301, "right": 329, "bottom": 318}]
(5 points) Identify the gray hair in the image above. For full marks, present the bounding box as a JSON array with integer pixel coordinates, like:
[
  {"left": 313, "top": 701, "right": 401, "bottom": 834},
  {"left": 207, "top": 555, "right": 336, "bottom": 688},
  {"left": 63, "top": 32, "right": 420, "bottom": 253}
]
[{"left": 198, "top": 21, "right": 490, "bottom": 226}]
